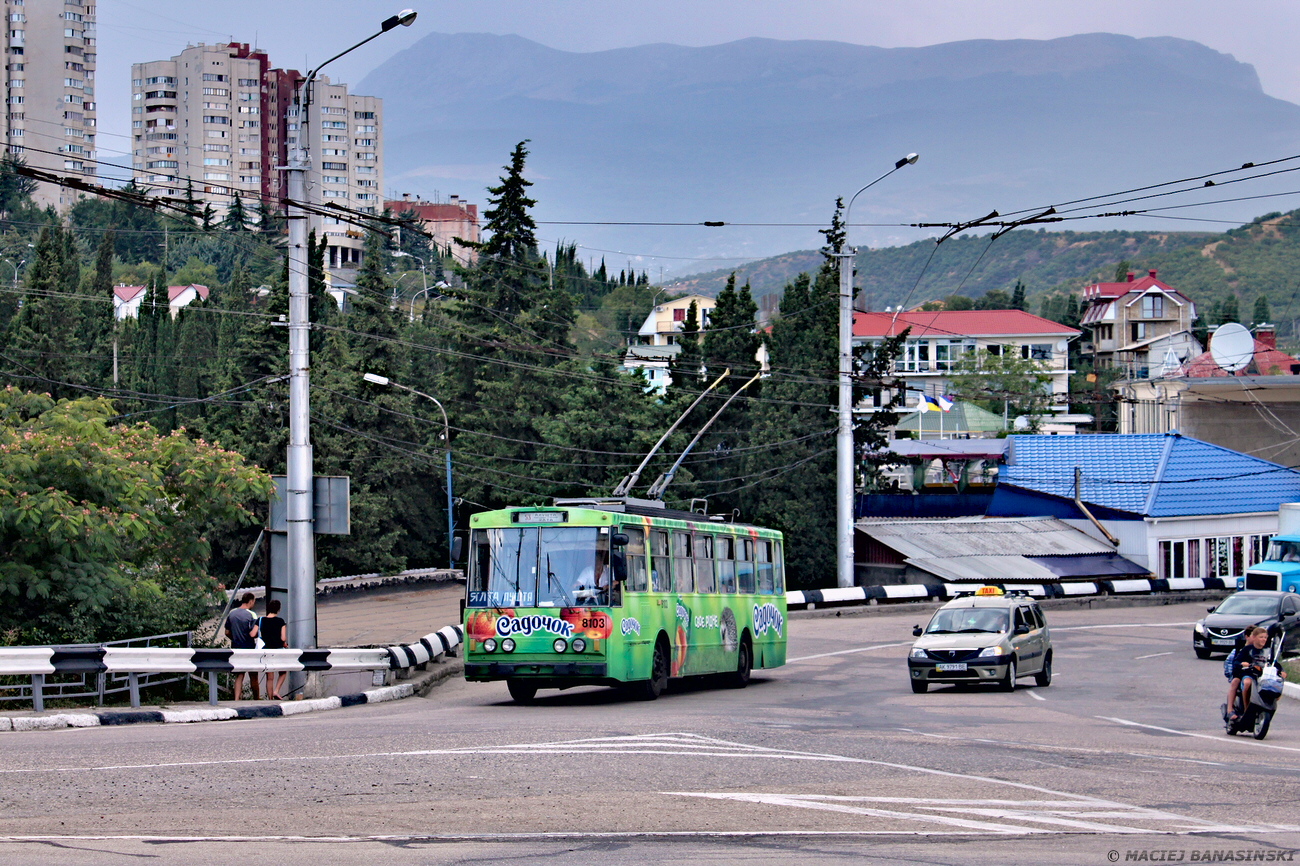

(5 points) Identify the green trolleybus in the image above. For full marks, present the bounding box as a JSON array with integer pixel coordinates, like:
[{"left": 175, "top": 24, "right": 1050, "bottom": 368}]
[{"left": 463, "top": 497, "right": 787, "bottom": 703}]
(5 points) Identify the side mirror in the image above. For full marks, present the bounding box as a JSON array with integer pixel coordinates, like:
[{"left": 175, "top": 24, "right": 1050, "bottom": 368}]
[
  {"left": 1208, "top": 606, "right": 1216, "bottom": 613},
  {"left": 611, "top": 550, "right": 628, "bottom": 582},
  {"left": 451, "top": 537, "right": 464, "bottom": 563},
  {"left": 611, "top": 532, "right": 630, "bottom": 548},
  {"left": 912, "top": 626, "right": 923, "bottom": 637},
  {"left": 1014, "top": 624, "right": 1030, "bottom": 635}
]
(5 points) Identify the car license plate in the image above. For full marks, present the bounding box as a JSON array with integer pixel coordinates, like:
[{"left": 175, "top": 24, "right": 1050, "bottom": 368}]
[
  {"left": 1211, "top": 639, "right": 1235, "bottom": 646},
  {"left": 936, "top": 663, "right": 968, "bottom": 672}
]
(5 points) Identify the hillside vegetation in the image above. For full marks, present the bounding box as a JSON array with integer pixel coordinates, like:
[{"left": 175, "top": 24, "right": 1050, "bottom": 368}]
[{"left": 672, "top": 208, "right": 1300, "bottom": 349}]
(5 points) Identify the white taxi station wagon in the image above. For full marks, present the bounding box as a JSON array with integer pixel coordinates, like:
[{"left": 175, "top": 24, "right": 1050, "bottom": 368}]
[{"left": 906, "top": 587, "right": 1052, "bottom": 693}]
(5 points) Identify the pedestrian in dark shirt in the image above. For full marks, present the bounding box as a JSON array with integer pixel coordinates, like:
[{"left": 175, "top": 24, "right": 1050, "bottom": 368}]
[
  {"left": 259, "top": 599, "right": 289, "bottom": 700},
  {"left": 224, "top": 592, "right": 260, "bottom": 701}
]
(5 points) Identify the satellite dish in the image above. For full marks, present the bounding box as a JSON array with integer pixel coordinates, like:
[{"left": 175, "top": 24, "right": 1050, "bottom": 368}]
[{"left": 1209, "top": 322, "right": 1255, "bottom": 373}]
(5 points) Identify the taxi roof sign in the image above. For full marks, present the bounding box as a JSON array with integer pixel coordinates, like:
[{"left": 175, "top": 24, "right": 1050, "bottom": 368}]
[{"left": 975, "top": 586, "right": 1004, "bottom": 596}]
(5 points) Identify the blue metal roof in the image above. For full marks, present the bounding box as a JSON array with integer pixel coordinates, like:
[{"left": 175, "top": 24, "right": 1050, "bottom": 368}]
[{"left": 1002, "top": 433, "right": 1300, "bottom": 517}]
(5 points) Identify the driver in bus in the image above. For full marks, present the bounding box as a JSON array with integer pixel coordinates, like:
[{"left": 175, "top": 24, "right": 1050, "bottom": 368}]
[{"left": 574, "top": 552, "right": 611, "bottom": 606}]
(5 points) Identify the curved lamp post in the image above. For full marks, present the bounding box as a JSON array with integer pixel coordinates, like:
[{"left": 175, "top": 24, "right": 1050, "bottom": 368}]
[
  {"left": 363, "top": 373, "right": 455, "bottom": 570},
  {"left": 284, "top": 9, "right": 417, "bottom": 673},
  {"left": 835, "top": 153, "right": 918, "bottom": 589}
]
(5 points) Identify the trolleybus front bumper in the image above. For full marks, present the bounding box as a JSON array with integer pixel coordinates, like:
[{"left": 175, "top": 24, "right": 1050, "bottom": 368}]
[{"left": 465, "top": 662, "right": 609, "bottom": 680}]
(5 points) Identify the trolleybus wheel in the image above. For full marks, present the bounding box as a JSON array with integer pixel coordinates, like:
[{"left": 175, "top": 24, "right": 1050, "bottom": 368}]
[
  {"left": 729, "top": 637, "right": 752, "bottom": 689},
  {"left": 635, "top": 638, "right": 669, "bottom": 701},
  {"left": 506, "top": 679, "right": 537, "bottom": 704}
]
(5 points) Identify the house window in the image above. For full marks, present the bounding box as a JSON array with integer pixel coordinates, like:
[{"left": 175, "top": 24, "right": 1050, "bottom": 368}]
[
  {"left": 1160, "top": 540, "right": 1187, "bottom": 579},
  {"left": 1141, "top": 295, "right": 1165, "bottom": 318},
  {"left": 898, "top": 340, "right": 930, "bottom": 372},
  {"left": 1020, "top": 343, "right": 1053, "bottom": 361},
  {"left": 1131, "top": 322, "right": 1153, "bottom": 342},
  {"left": 672, "top": 308, "right": 685, "bottom": 322}
]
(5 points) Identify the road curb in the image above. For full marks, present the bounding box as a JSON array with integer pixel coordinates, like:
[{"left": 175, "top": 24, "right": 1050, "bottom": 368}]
[{"left": 0, "top": 661, "right": 462, "bottom": 732}]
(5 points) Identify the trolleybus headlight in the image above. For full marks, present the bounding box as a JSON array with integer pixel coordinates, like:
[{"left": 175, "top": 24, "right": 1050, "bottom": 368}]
[
  {"left": 553, "top": 638, "right": 568, "bottom": 653},
  {"left": 483, "top": 638, "right": 497, "bottom": 653},
  {"left": 501, "top": 638, "right": 516, "bottom": 653},
  {"left": 571, "top": 638, "right": 586, "bottom": 653}
]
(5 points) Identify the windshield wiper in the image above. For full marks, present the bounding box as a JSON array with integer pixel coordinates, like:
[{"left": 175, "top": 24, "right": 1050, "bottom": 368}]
[
  {"left": 927, "top": 629, "right": 954, "bottom": 634},
  {"left": 546, "top": 554, "right": 574, "bottom": 607},
  {"left": 958, "top": 628, "right": 997, "bottom": 633}
]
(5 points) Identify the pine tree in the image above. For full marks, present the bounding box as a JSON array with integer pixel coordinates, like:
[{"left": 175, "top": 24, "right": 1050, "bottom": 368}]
[
  {"left": 6, "top": 226, "right": 80, "bottom": 397},
  {"left": 221, "top": 194, "right": 249, "bottom": 232}
]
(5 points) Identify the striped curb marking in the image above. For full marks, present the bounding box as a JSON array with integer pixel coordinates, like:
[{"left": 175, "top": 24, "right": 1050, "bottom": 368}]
[{"left": 0, "top": 683, "right": 415, "bottom": 732}]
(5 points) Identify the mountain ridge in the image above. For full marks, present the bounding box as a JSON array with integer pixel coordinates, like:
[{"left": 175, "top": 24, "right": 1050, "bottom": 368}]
[{"left": 361, "top": 32, "right": 1300, "bottom": 268}]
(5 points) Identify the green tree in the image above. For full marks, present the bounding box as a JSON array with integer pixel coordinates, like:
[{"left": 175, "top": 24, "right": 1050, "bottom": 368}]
[
  {"left": 1254, "top": 294, "right": 1271, "bottom": 323},
  {"left": 221, "top": 194, "right": 249, "bottom": 232},
  {"left": 0, "top": 387, "right": 271, "bottom": 644},
  {"left": 1010, "top": 280, "right": 1026, "bottom": 310},
  {"left": 947, "top": 349, "right": 1054, "bottom": 429},
  {"left": 0, "top": 153, "right": 37, "bottom": 220}
]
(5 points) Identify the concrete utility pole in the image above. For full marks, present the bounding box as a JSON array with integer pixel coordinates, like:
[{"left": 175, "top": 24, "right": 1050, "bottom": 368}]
[
  {"left": 835, "top": 154, "right": 919, "bottom": 589},
  {"left": 283, "top": 10, "right": 418, "bottom": 683}
]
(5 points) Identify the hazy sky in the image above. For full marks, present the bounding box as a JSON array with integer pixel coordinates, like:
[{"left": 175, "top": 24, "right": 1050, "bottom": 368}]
[{"left": 96, "top": 0, "right": 1300, "bottom": 171}]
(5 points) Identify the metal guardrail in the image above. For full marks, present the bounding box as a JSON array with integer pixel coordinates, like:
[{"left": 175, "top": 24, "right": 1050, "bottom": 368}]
[
  {"left": 0, "top": 631, "right": 191, "bottom": 711},
  {"left": 784, "top": 576, "right": 1234, "bottom": 608},
  {"left": 0, "top": 627, "right": 464, "bottom": 712}
]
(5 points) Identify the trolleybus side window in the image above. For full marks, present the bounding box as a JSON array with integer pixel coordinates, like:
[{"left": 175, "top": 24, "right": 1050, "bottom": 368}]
[
  {"left": 773, "top": 540, "right": 785, "bottom": 594},
  {"left": 672, "top": 531, "right": 694, "bottom": 593},
  {"left": 694, "top": 534, "right": 716, "bottom": 593},
  {"left": 736, "top": 537, "right": 755, "bottom": 594},
  {"left": 650, "top": 530, "right": 671, "bottom": 593},
  {"left": 621, "top": 526, "right": 647, "bottom": 592},
  {"left": 716, "top": 536, "right": 737, "bottom": 593},
  {"left": 756, "top": 540, "right": 774, "bottom": 594}
]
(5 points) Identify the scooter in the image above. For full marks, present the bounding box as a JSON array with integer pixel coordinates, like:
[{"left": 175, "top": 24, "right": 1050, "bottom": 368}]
[{"left": 1223, "top": 665, "right": 1285, "bottom": 740}]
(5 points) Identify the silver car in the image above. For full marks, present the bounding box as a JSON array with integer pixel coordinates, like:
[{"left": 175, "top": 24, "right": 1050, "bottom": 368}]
[{"left": 907, "top": 590, "right": 1052, "bottom": 693}]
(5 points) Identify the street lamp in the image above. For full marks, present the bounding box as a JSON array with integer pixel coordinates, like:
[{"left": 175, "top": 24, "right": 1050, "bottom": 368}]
[
  {"left": 362, "top": 373, "right": 456, "bottom": 569},
  {"left": 834, "top": 153, "right": 918, "bottom": 590},
  {"left": 410, "top": 280, "right": 449, "bottom": 321},
  {"left": 2, "top": 255, "right": 26, "bottom": 293},
  {"left": 283, "top": 9, "right": 418, "bottom": 673},
  {"left": 393, "top": 250, "right": 427, "bottom": 319}
]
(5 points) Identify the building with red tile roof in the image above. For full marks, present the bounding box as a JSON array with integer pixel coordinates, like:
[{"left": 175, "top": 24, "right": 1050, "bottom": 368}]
[
  {"left": 853, "top": 308, "right": 1083, "bottom": 428},
  {"left": 1079, "top": 269, "right": 1199, "bottom": 376}
]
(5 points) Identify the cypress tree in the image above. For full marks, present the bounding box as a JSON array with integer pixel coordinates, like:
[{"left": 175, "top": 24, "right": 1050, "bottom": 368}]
[{"left": 1254, "top": 295, "right": 1271, "bottom": 324}]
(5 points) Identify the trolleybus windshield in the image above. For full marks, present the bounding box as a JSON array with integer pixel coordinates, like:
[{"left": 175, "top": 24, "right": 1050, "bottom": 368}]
[{"left": 468, "top": 527, "right": 612, "bottom": 608}]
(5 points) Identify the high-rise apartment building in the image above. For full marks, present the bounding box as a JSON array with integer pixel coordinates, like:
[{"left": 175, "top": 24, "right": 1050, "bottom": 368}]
[
  {"left": 131, "top": 42, "right": 383, "bottom": 268},
  {"left": 4, "top": 0, "right": 98, "bottom": 210},
  {"left": 287, "top": 76, "right": 383, "bottom": 268}
]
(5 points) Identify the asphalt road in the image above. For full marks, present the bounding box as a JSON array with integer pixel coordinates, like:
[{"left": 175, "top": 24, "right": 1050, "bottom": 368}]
[{"left": 2, "top": 599, "right": 1298, "bottom": 866}]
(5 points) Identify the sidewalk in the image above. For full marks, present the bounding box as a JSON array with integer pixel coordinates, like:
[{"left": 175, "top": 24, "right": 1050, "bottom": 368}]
[
  {"left": 1, "top": 581, "right": 467, "bottom": 732},
  {"left": 0, "top": 656, "right": 462, "bottom": 732}
]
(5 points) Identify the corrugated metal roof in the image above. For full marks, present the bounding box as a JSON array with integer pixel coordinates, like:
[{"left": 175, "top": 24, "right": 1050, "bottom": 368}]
[
  {"left": 858, "top": 516, "right": 1112, "bottom": 558},
  {"left": 1002, "top": 432, "right": 1300, "bottom": 517},
  {"left": 903, "top": 555, "right": 1063, "bottom": 584},
  {"left": 896, "top": 401, "right": 1005, "bottom": 434}
]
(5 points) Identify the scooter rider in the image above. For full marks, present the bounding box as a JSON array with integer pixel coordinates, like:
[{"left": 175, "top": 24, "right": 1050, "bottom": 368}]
[{"left": 1231, "top": 626, "right": 1285, "bottom": 721}]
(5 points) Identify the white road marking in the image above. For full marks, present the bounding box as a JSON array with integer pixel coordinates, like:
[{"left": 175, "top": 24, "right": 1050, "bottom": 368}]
[
  {"left": 1098, "top": 716, "right": 1300, "bottom": 754},
  {"left": 1135, "top": 652, "right": 1174, "bottom": 659},
  {"left": 1026, "top": 690, "right": 1047, "bottom": 701},
  {"left": 1052, "top": 622, "right": 1196, "bottom": 631},
  {"left": 667, "top": 792, "right": 1297, "bottom": 836},
  {"left": 898, "top": 728, "right": 1234, "bottom": 767},
  {"left": 787, "top": 642, "right": 909, "bottom": 662},
  {"left": 787, "top": 622, "right": 1196, "bottom": 664}
]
